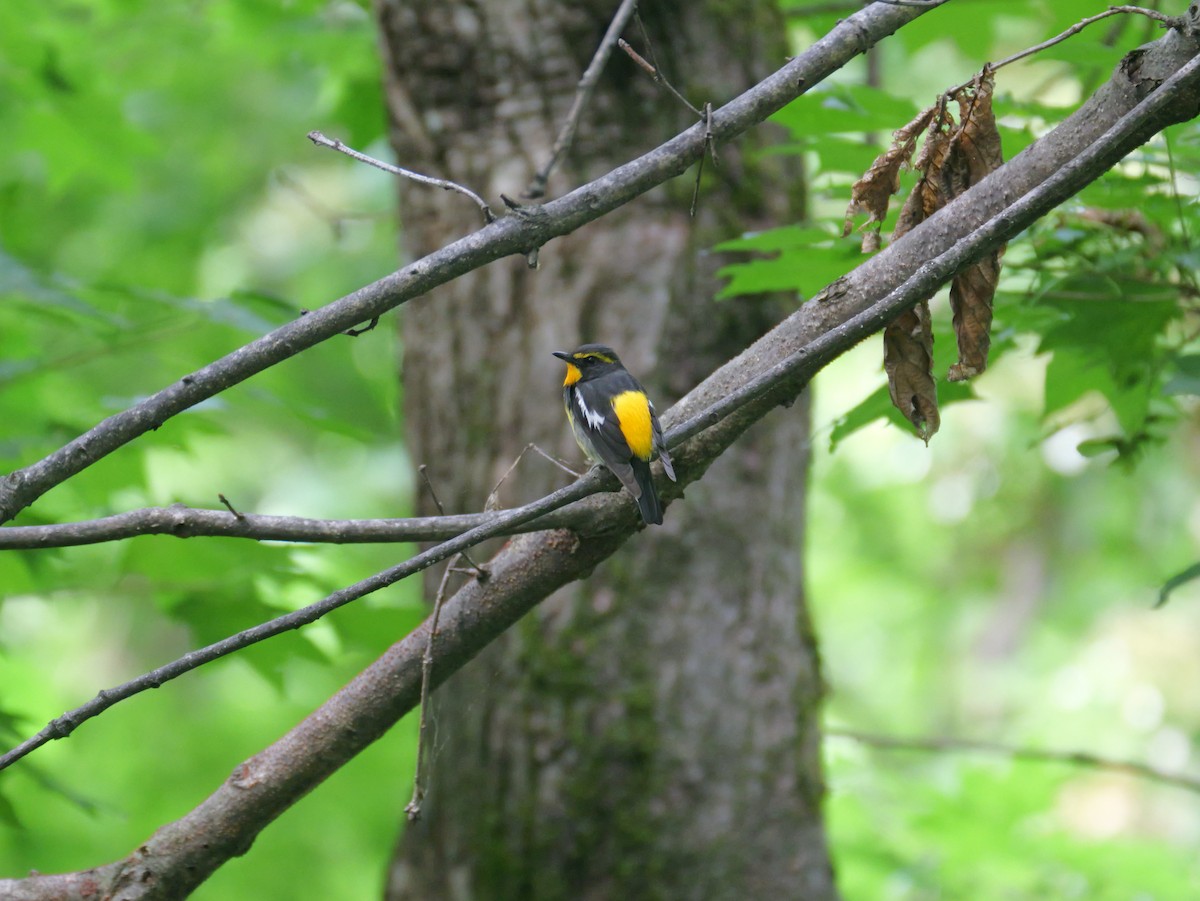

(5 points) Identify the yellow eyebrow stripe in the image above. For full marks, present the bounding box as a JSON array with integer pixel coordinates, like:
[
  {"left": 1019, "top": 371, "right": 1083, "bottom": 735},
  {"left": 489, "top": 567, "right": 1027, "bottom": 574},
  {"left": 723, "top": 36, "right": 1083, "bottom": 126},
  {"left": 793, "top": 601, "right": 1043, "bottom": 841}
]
[{"left": 611, "top": 390, "right": 653, "bottom": 460}]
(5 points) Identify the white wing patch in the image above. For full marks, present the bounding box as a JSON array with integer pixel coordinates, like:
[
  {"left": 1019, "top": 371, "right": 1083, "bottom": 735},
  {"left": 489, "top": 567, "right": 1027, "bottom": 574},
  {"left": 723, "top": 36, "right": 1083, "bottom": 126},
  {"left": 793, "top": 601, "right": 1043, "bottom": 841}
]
[{"left": 575, "top": 391, "right": 606, "bottom": 430}]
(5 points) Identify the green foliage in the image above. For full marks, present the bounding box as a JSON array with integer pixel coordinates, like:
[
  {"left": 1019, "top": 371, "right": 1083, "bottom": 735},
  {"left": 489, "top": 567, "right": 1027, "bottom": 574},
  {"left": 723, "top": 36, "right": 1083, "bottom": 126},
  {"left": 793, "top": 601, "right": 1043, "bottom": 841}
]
[
  {"left": 0, "top": 1, "right": 420, "bottom": 897},
  {"left": 828, "top": 758, "right": 1200, "bottom": 899},
  {"left": 4, "top": 0, "right": 1200, "bottom": 897},
  {"left": 714, "top": 225, "right": 859, "bottom": 299},
  {"left": 772, "top": 4, "right": 1200, "bottom": 897},
  {"left": 734, "top": 5, "right": 1200, "bottom": 462}
]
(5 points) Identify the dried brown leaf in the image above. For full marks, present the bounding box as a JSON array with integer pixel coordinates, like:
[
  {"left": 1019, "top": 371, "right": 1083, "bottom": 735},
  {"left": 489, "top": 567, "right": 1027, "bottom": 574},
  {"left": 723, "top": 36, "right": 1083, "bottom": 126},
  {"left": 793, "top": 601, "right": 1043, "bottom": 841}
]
[
  {"left": 883, "top": 108, "right": 950, "bottom": 441},
  {"left": 895, "top": 116, "right": 953, "bottom": 239},
  {"left": 884, "top": 300, "right": 939, "bottom": 443},
  {"left": 953, "top": 71, "right": 1002, "bottom": 186},
  {"left": 944, "top": 70, "right": 1004, "bottom": 381},
  {"left": 843, "top": 105, "right": 938, "bottom": 245},
  {"left": 893, "top": 178, "right": 927, "bottom": 239},
  {"left": 946, "top": 251, "right": 1000, "bottom": 381}
]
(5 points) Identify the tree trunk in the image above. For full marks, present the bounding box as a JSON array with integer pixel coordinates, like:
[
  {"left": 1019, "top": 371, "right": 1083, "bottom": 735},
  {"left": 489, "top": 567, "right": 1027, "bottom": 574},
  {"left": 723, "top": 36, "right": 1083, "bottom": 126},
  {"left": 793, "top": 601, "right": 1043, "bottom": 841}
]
[{"left": 374, "top": 1, "right": 836, "bottom": 898}]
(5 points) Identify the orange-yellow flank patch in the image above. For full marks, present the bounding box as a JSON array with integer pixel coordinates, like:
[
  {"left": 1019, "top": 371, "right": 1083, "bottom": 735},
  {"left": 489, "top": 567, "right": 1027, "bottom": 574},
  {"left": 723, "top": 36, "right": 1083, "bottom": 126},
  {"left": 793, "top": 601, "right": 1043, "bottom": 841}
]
[{"left": 611, "top": 390, "right": 653, "bottom": 460}]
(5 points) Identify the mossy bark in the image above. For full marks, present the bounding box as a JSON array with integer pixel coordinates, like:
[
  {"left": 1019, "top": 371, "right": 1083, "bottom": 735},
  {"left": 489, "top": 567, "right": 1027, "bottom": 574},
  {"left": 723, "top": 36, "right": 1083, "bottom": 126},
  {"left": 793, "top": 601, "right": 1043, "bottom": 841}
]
[{"left": 374, "top": 1, "right": 836, "bottom": 898}]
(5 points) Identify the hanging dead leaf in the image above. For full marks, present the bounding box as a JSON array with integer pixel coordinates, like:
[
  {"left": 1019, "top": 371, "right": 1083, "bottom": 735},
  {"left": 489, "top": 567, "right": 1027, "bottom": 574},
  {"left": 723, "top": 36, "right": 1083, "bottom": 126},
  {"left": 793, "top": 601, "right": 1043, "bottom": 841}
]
[
  {"left": 881, "top": 111, "right": 952, "bottom": 440},
  {"left": 872, "top": 71, "right": 1004, "bottom": 436},
  {"left": 946, "top": 254, "right": 1000, "bottom": 381},
  {"left": 884, "top": 300, "right": 939, "bottom": 443},
  {"left": 952, "top": 71, "right": 1002, "bottom": 186},
  {"left": 944, "top": 71, "right": 1004, "bottom": 381},
  {"left": 843, "top": 105, "right": 938, "bottom": 249},
  {"left": 895, "top": 112, "right": 953, "bottom": 238}
]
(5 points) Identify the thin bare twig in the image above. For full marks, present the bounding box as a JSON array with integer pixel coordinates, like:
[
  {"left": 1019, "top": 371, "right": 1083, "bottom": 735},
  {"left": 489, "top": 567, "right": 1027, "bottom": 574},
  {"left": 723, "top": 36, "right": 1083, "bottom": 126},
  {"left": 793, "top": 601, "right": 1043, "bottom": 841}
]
[
  {"left": 620, "top": 20, "right": 716, "bottom": 216},
  {"left": 217, "top": 493, "right": 244, "bottom": 521},
  {"left": 946, "top": 6, "right": 1177, "bottom": 98},
  {"left": 689, "top": 102, "right": 720, "bottom": 218},
  {"left": 418, "top": 465, "right": 484, "bottom": 575},
  {"left": 405, "top": 552, "right": 460, "bottom": 821},
  {"left": 307, "top": 130, "right": 496, "bottom": 223},
  {"left": 827, "top": 728, "right": 1200, "bottom": 795},
  {"left": 483, "top": 443, "right": 582, "bottom": 513},
  {"left": 618, "top": 38, "right": 702, "bottom": 117},
  {"left": 528, "top": 443, "right": 584, "bottom": 479},
  {"left": 525, "top": 0, "right": 641, "bottom": 199},
  {"left": 0, "top": 444, "right": 592, "bottom": 551}
]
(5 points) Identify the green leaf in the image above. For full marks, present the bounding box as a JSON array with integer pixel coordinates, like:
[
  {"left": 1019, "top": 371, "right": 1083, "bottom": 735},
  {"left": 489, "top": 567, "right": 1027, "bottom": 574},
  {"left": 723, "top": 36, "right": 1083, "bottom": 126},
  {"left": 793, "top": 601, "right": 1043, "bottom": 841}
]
[
  {"left": 772, "top": 84, "right": 920, "bottom": 137},
  {"left": 828, "top": 385, "right": 895, "bottom": 452},
  {"left": 788, "top": 134, "right": 884, "bottom": 176},
  {"left": 716, "top": 228, "right": 860, "bottom": 299},
  {"left": 1156, "top": 561, "right": 1200, "bottom": 608},
  {"left": 1163, "top": 354, "right": 1200, "bottom": 397},
  {"left": 1075, "top": 438, "right": 1121, "bottom": 458}
]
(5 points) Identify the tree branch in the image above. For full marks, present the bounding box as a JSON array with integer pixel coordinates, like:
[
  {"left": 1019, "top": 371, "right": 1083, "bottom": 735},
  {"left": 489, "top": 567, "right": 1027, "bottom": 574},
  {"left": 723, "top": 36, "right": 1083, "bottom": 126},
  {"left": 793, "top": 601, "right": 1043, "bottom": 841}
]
[
  {"left": 945, "top": 5, "right": 1178, "bottom": 98},
  {"left": 0, "top": 2, "right": 930, "bottom": 529},
  {"left": 0, "top": 505, "right": 589, "bottom": 549},
  {"left": 0, "top": 469, "right": 616, "bottom": 775},
  {"left": 6, "top": 0, "right": 1200, "bottom": 781},
  {"left": 5, "top": 7, "right": 1200, "bottom": 898},
  {"left": 827, "top": 728, "right": 1200, "bottom": 795},
  {"left": 307, "top": 130, "right": 496, "bottom": 223}
]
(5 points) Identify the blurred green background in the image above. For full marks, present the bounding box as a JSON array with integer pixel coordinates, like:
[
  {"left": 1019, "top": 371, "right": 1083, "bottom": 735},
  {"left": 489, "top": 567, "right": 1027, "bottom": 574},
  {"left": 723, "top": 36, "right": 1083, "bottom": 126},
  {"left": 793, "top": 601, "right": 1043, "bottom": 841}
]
[{"left": 2, "top": 0, "right": 1199, "bottom": 897}]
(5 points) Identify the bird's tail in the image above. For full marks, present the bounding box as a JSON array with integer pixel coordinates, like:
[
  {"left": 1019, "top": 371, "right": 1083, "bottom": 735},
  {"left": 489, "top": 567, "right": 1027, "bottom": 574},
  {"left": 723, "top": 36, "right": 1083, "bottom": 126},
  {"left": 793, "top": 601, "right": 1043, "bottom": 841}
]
[{"left": 631, "top": 459, "right": 663, "bottom": 525}]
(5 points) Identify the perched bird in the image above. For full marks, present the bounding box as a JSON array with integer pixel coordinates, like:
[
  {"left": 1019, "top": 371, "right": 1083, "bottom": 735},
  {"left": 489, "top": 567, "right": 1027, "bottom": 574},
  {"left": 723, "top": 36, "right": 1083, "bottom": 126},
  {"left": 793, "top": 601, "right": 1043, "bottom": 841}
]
[{"left": 552, "top": 343, "right": 676, "bottom": 525}]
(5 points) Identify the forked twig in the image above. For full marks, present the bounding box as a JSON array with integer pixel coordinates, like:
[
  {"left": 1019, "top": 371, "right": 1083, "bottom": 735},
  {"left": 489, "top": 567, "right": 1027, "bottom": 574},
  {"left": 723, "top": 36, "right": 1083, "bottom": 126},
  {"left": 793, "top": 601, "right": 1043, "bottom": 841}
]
[
  {"left": 619, "top": 27, "right": 718, "bottom": 216},
  {"left": 484, "top": 443, "right": 582, "bottom": 512},
  {"left": 307, "top": 130, "right": 496, "bottom": 223}
]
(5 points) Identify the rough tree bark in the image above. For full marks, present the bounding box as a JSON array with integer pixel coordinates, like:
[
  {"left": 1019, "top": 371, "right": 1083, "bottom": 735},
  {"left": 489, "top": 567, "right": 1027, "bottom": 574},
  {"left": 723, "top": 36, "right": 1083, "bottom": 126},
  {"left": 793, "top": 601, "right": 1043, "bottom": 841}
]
[{"left": 374, "top": 1, "right": 835, "bottom": 899}]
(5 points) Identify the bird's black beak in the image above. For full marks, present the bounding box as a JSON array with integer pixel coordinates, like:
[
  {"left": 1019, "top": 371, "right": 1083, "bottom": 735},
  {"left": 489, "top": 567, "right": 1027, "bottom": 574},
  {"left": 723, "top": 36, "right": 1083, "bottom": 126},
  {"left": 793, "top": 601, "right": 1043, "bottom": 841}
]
[{"left": 552, "top": 351, "right": 572, "bottom": 362}]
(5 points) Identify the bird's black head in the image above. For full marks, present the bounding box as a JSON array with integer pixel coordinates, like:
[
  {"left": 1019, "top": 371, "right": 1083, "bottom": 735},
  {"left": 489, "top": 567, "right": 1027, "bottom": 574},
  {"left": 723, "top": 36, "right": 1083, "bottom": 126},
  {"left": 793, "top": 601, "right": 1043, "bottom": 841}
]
[{"left": 552, "top": 344, "right": 624, "bottom": 385}]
